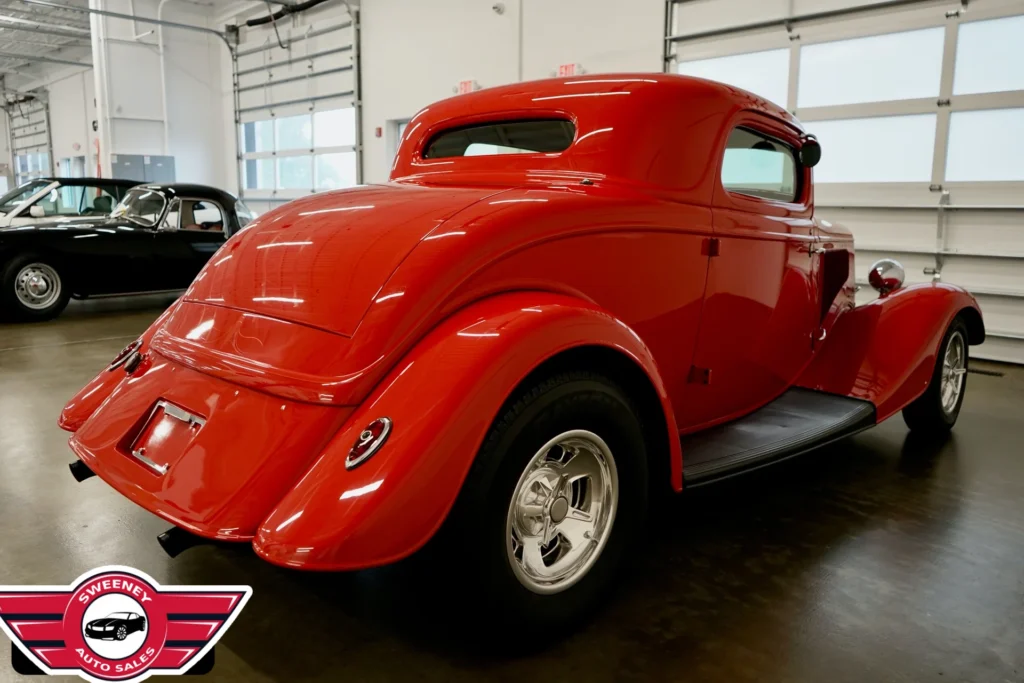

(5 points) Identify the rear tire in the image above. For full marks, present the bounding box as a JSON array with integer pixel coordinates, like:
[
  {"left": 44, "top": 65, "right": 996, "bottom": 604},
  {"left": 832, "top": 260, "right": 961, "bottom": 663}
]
[
  {"left": 903, "top": 316, "right": 969, "bottom": 433},
  {"left": 443, "top": 370, "right": 648, "bottom": 629},
  {"left": 0, "top": 254, "right": 71, "bottom": 321}
]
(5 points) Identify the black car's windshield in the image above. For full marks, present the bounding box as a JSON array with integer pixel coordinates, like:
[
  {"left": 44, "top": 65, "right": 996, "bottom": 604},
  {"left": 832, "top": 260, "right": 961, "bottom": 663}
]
[
  {"left": 105, "top": 612, "right": 132, "bottom": 619},
  {"left": 113, "top": 188, "right": 167, "bottom": 227},
  {"left": 0, "top": 179, "right": 50, "bottom": 214}
]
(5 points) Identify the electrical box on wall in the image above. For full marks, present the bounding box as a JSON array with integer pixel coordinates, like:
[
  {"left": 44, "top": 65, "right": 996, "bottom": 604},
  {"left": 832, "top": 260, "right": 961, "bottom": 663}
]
[{"left": 111, "top": 155, "right": 176, "bottom": 183}]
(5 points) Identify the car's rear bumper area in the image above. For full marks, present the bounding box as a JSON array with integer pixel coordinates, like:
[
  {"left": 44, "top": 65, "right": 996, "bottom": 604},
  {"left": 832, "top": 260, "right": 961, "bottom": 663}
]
[{"left": 69, "top": 356, "right": 352, "bottom": 541}]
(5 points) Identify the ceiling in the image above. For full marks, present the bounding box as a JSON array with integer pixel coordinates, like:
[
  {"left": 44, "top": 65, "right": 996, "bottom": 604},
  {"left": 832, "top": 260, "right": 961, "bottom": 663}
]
[{"left": 0, "top": 0, "right": 91, "bottom": 87}]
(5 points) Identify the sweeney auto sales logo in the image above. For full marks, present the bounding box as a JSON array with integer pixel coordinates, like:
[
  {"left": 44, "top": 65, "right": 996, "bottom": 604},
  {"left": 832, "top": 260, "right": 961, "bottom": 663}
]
[{"left": 0, "top": 566, "right": 251, "bottom": 682}]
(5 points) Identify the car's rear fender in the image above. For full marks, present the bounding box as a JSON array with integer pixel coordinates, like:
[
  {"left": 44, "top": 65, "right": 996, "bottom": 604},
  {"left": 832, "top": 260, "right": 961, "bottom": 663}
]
[
  {"left": 252, "top": 291, "right": 679, "bottom": 571},
  {"left": 58, "top": 300, "right": 181, "bottom": 432},
  {"left": 797, "top": 282, "right": 984, "bottom": 422}
]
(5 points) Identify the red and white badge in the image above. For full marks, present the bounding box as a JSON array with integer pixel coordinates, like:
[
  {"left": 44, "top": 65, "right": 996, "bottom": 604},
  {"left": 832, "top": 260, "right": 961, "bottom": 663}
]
[{"left": 0, "top": 565, "right": 251, "bottom": 683}]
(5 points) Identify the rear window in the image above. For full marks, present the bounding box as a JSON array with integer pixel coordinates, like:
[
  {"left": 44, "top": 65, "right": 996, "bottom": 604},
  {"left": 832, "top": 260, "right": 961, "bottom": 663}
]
[
  {"left": 423, "top": 120, "right": 575, "bottom": 159},
  {"left": 720, "top": 127, "right": 798, "bottom": 202}
]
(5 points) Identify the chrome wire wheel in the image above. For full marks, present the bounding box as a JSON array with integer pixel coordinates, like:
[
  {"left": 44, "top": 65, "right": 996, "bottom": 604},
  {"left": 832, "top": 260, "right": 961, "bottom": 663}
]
[
  {"left": 14, "top": 263, "right": 61, "bottom": 310},
  {"left": 506, "top": 430, "right": 618, "bottom": 595},
  {"left": 940, "top": 330, "right": 967, "bottom": 414}
]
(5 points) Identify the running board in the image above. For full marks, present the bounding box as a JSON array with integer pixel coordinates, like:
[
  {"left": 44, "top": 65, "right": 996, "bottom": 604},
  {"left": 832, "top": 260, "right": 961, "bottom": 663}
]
[{"left": 681, "top": 388, "right": 876, "bottom": 486}]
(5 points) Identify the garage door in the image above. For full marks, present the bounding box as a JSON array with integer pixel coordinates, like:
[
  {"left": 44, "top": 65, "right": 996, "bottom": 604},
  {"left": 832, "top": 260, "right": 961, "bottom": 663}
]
[
  {"left": 232, "top": 4, "right": 361, "bottom": 216},
  {"left": 669, "top": 0, "right": 1024, "bottom": 364},
  {"left": 6, "top": 95, "right": 52, "bottom": 186}
]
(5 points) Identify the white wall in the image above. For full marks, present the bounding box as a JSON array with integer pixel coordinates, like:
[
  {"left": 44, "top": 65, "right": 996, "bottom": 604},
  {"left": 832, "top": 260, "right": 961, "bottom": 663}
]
[
  {"left": 91, "top": 0, "right": 226, "bottom": 184},
  {"left": 47, "top": 69, "right": 97, "bottom": 173},
  {"left": 359, "top": 0, "right": 665, "bottom": 183}
]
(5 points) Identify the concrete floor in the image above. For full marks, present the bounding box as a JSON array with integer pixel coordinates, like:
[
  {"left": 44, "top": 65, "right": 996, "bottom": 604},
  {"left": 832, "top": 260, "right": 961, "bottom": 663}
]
[{"left": 2, "top": 296, "right": 1023, "bottom": 683}]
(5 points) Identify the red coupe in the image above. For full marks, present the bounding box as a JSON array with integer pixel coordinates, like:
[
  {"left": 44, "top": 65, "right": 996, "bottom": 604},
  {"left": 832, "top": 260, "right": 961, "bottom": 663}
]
[{"left": 61, "top": 74, "right": 983, "bottom": 625}]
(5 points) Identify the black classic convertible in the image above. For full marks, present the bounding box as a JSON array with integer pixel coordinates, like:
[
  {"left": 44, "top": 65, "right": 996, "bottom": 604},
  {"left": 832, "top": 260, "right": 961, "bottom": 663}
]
[{"left": 0, "top": 183, "right": 254, "bottom": 320}]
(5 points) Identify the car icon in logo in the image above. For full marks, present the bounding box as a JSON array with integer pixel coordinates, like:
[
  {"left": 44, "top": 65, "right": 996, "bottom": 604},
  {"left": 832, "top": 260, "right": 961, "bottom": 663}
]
[{"left": 84, "top": 612, "right": 147, "bottom": 641}]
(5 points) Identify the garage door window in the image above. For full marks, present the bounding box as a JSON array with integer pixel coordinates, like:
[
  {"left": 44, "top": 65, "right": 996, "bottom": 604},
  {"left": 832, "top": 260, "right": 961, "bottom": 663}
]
[
  {"left": 720, "top": 128, "right": 797, "bottom": 202},
  {"left": 953, "top": 15, "right": 1024, "bottom": 95},
  {"left": 677, "top": 49, "right": 790, "bottom": 108},
  {"left": 797, "top": 28, "right": 944, "bottom": 108},
  {"left": 240, "top": 107, "right": 357, "bottom": 194}
]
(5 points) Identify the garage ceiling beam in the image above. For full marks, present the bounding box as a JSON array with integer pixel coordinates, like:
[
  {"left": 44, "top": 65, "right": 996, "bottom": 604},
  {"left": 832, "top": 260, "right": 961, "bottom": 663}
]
[
  {"left": 18, "top": 0, "right": 233, "bottom": 49},
  {"left": 0, "top": 49, "right": 91, "bottom": 67},
  {"left": 0, "top": 13, "right": 91, "bottom": 40}
]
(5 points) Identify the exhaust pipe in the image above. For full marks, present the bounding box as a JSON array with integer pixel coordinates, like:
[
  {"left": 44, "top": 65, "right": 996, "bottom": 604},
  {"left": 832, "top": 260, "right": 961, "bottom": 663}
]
[
  {"left": 69, "top": 460, "right": 96, "bottom": 482},
  {"left": 157, "top": 526, "right": 212, "bottom": 558}
]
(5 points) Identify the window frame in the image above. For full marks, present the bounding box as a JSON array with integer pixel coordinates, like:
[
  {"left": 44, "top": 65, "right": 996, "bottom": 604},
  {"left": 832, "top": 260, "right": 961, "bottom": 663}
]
[
  {"left": 238, "top": 105, "right": 359, "bottom": 202},
  {"left": 718, "top": 125, "right": 801, "bottom": 203},
  {"left": 421, "top": 118, "right": 577, "bottom": 159},
  {"left": 162, "top": 197, "right": 229, "bottom": 234},
  {"left": 713, "top": 114, "right": 810, "bottom": 213}
]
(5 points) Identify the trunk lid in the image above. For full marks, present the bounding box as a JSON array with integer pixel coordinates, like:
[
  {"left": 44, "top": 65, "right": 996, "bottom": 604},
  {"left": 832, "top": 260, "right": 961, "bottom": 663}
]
[{"left": 184, "top": 183, "right": 501, "bottom": 336}]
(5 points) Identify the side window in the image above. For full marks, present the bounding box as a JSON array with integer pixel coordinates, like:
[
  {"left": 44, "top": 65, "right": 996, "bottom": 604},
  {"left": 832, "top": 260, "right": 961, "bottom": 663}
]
[
  {"left": 32, "top": 186, "right": 85, "bottom": 216},
  {"left": 181, "top": 200, "right": 224, "bottom": 232},
  {"left": 82, "top": 186, "right": 118, "bottom": 215},
  {"left": 720, "top": 127, "right": 798, "bottom": 202}
]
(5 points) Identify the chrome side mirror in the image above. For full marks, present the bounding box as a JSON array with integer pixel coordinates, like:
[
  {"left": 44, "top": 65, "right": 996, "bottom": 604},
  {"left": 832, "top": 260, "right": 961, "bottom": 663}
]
[{"left": 868, "top": 259, "right": 905, "bottom": 296}]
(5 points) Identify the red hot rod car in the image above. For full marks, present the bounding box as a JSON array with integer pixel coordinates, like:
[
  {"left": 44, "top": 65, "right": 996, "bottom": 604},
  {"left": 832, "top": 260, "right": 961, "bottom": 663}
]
[{"left": 61, "top": 74, "right": 983, "bottom": 623}]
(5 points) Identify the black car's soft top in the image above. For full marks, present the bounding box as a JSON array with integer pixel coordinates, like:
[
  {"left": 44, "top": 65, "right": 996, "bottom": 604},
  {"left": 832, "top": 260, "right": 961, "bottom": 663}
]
[{"left": 138, "top": 183, "right": 240, "bottom": 208}]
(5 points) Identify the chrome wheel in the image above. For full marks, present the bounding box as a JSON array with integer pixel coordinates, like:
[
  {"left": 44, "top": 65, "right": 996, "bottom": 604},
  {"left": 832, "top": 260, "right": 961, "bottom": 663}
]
[
  {"left": 940, "top": 330, "right": 967, "bottom": 414},
  {"left": 116, "top": 625, "right": 127, "bottom": 640},
  {"left": 506, "top": 430, "right": 618, "bottom": 595},
  {"left": 14, "top": 263, "right": 61, "bottom": 310}
]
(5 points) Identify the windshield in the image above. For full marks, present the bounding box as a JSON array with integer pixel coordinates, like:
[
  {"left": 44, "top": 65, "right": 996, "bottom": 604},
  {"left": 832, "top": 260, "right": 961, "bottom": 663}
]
[
  {"left": 113, "top": 188, "right": 167, "bottom": 227},
  {"left": 105, "top": 613, "right": 132, "bottom": 619},
  {"left": 0, "top": 179, "right": 50, "bottom": 214}
]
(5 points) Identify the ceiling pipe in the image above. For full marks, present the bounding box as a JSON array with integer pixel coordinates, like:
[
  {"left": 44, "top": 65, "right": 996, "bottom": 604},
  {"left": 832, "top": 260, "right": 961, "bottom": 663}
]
[{"left": 0, "top": 49, "right": 92, "bottom": 67}]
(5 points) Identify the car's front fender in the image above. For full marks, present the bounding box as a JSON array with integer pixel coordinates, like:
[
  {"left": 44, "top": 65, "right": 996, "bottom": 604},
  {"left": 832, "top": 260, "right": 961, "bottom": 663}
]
[
  {"left": 797, "top": 282, "right": 984, "bottom": 421},
  {"left": 253, "top": 291, "right": 679, "bottom": 571}
]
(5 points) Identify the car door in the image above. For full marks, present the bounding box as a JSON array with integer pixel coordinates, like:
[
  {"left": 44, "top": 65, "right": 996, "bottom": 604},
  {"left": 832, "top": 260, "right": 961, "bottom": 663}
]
[
  {"left": 56, "top": 223, "right": 164, "bottom": 295},
  {"left": 678, "top": 118, "right": 820, "bottom": 432},
  {"left": 153, "top": 198, "right": 228, "bottom": 289}
]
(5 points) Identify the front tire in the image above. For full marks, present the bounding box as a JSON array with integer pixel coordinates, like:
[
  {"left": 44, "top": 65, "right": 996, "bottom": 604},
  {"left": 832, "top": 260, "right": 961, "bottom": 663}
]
[
  {"left": 445, "top": 370, "right": 648, "bottom": 628},
  {"left": 115, "top": 625, "right": 127, "bottom": 641},
  {"left": 1, "top": 254, "right": 71, "bottom": 321},
  {"left": 903, "top": 316, "right": 969, "bottom": 432}
]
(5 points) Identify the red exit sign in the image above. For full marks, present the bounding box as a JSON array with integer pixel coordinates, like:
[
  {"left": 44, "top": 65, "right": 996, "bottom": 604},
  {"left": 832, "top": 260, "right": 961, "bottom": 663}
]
[
  {"left": 558, "top": 63, "right": 583, "bottom": 77},
  {"left": 456, "top": 80, "right": 480, "bottom": 94}
]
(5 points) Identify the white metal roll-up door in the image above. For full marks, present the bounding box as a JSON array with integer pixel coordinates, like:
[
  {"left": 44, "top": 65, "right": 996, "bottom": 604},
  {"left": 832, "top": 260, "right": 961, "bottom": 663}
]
[
  {"left": 668, "top": 0, "right": 1024, "bottom": 364},
  {"left": 6, "top": 96, "right": 52, "bottom": 186},
  {"left": 232, "top": 5, "right": 361, "bottom": 216}
]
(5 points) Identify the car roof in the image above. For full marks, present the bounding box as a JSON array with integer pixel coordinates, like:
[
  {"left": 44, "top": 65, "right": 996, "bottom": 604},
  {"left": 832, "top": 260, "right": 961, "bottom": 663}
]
[
  {"left": 40, "top": 177, "right": 140, "bottom": 187},
  {"left": 391, "top": 73, "right": 805, "bottom": 199},
  {"left": 136, "top": 183, "right": 239, "bottom": 206}
]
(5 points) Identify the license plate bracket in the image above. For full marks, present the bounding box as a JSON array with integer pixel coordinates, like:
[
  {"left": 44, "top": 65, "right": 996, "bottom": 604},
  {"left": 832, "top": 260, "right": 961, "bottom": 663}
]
[{"left": 126, "top": 400, "right": 206, "bottom": 476}]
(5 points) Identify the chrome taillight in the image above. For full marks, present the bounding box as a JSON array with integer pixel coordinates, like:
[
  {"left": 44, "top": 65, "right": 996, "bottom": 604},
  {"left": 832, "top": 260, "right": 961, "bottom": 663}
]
[
  {"left": 107, "top": 339, "right": 142, "bottom": 371},
  {"left": 345, "top": 417, "right": 393, "bottom": 470}
]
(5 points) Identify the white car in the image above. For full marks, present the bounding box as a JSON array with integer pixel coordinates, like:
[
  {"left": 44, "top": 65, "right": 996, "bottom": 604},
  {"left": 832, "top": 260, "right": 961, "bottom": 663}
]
[{"left": 0, "top": 177, "right": 139, "bottom": 227}]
